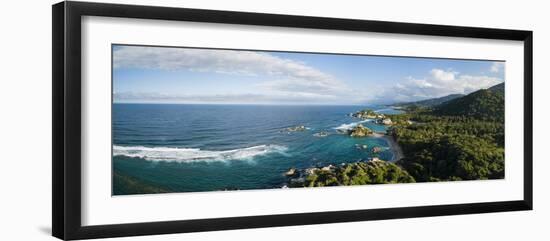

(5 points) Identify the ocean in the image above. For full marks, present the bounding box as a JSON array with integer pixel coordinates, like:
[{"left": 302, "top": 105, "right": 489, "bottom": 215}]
[{"left": 112, "top": 103, "right": 403, "bottom": 195}]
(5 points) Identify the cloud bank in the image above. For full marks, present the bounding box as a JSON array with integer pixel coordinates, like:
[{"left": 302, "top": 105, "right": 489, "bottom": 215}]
[
  {"left": 386, "top": 68, "right": 503, "bottom": 102},
  {"left": 114, "top": 46, "right": 349, "bottom": 96}
]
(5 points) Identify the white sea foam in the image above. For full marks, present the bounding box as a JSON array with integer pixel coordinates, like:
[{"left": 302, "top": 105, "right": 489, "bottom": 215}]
[
  {"left": 333, "top": 119, "right": 373, "bottom": 131},
  {"left": 113, "top": 144, "right": 288, "bottom": 163}
]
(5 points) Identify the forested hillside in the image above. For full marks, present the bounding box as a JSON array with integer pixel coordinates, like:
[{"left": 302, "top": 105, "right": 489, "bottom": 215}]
[
  {"left": 433, "top": 84, "right": 504, "bottom": 121},
  {"left": 390, "top": 83, "right": 505, "bottom": 181}
]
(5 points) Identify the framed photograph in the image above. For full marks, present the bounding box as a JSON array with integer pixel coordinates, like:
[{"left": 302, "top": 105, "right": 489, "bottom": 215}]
[{"left": 52, "top": 1, "right": 533, "bottom": 240}]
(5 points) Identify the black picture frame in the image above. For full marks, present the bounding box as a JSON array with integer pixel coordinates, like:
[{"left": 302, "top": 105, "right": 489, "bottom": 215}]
[{"left": 52, "top": 1, "right": 533, "bottom": 240}]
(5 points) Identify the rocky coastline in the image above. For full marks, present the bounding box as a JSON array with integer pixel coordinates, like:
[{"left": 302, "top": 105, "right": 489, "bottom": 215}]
[
  {"left": 279, "top": 107, "right": 411, "bottom": 188},
  {"left": 284, "top": 157, "right": 415, "bottom": 188}
]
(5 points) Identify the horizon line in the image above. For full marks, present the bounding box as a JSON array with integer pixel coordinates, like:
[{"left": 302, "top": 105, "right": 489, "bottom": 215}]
[{"left": 112, "top": 102, "right": 377, "bottom": 106}]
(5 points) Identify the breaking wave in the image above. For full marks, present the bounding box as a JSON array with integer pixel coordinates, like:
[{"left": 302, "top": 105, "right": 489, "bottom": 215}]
[
  {"left": 333, "top": 119, "right": 373, "bottom": 131},
  {"left": 113, "top": 144, "right": 288, "bottom": 163}
]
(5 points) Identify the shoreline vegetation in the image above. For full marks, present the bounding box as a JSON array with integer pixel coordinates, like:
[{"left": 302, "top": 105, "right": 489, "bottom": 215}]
[{"left": 285, "top": 82, "right": 505, "bottom": 188}]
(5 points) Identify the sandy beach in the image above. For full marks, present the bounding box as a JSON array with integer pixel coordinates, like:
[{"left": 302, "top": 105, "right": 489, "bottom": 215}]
[
  {"left": 370, "top": 132, "right": 403, "bottom": 162},
  {"left": 382, "top": 134, "right": 404, "bottom": 162}
]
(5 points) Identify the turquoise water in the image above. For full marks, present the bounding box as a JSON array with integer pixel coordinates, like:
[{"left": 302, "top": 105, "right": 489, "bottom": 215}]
[{"left": 112, "top": 104, "right": 402, "bottom": 194}]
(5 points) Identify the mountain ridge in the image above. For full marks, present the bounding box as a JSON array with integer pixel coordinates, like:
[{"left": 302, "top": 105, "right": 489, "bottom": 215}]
[
  {"left": 394, "top": 94, "right": 465, "bottom": 107},
  {"left": 433, "top": 82, "right": 504, "bottom": 121}
]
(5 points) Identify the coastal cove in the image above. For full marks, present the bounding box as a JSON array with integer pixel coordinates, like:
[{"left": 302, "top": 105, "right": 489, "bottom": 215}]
[{"left": 112, "top": 104, "right": 403, "bottom": 194}]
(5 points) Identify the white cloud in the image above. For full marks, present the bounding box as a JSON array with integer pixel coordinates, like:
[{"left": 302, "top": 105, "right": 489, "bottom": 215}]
[
  {"left": 490, "top": 62, "right": 505, "bottom": 73},
  {"left": 384, "top": 68, "right": 503, "bottom": 102},
  {"left": 113, "top": 46, "right": 348, "bottom": 95}
]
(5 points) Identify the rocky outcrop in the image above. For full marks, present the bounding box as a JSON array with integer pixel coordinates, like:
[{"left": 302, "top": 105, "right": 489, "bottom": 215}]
[
  {"left": 283, "top": 125, "right": 306, "bottom": 132},
  {"left": 352, "top": 109, "right": 386, "bottom": 120},
  {"left": 284, "top": 168, "right": 297, "bottom": 177},
  {"left": 355, "top": 144, "right": 368, "bottom": 150},
  {"left": 313, "top": 131, "right": 329, "bottom": 137},
  {"left": 348, "top": 124, "right": 374, "bottom": 137},
  {"left": 285, "top": 158, "right": 415, "bottom": 187}
]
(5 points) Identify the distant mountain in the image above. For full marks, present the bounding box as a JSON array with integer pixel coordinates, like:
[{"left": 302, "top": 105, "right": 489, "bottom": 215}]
[
  {"left": 395, "top": 94, "right": 465, "bottom": 107},
  {"left": 433, "top": 83, "right": 504, "bottom": 121}
]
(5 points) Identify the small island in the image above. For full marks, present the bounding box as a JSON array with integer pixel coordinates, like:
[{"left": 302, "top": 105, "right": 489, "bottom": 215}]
[
  {"left": 352, "top": 109, "right": 394, "bottom": 125},
  {"left": 281, "top": 125, "right": 307, "bottom": 132},
  {"left": 313, "top": 131, "right": 329, "bottom": 137},
  {"left": 352, "top": 109, "right": 381, "bottom": 119},
  {"left": 348, "top": 124, "right": 374, "bottom": 137}
]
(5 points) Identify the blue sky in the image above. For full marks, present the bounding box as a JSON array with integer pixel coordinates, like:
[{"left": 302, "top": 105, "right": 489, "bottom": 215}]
[{"left": 113, "top": 45, "right": 504, "bottom": 105}]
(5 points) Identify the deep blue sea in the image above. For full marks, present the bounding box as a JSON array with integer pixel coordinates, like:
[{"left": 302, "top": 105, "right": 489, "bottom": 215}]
[{"left": 112, "top": 104, "right": 403, "bottom": 194}]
